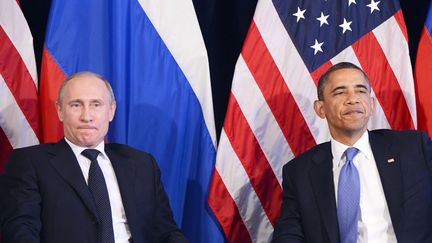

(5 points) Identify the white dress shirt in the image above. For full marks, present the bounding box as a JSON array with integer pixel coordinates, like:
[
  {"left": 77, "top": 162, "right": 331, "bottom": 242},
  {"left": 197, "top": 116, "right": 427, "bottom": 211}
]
[
  {"left": 331, "top": 131, "right": 397, "bottom": 243},
  {"left": 65, "top": 138, "right": 131, "bottom": 243}
]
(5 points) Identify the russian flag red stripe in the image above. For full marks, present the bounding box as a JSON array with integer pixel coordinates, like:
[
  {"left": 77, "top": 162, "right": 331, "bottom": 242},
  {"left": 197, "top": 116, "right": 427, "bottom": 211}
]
[
  {"left": 39, "top": 47, "right": 66, "bottom": 143},
  {"left": 415, "top": 25, "right": 432, "bottom": 135}
]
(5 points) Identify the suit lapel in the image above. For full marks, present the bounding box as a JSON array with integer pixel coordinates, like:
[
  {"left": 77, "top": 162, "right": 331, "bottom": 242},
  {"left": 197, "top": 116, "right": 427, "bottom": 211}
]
[
  {"left": 48, "top": 139, "right": 99, "bottom": 221},
  {"left": 369, "top": 131, "right": 402, "bottom": 235},
  {"left": 309, "top": 143, "right": 339, "bottom": 243},
  {"left": 105, "top": 146, "right": 139, "bottom": 239}
]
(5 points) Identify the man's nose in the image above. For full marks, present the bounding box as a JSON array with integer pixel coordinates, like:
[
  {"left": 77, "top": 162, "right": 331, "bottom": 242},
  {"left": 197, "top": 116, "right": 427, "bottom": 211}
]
[
  {"left": 346, "top": 92, "right": 360, "bottom": 104},
  {"left": 80, "top": 106, "right": 93, "bottom": 122}
]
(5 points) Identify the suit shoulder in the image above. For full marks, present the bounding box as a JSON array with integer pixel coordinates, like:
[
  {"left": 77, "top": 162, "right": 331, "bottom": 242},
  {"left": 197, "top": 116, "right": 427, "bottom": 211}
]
[
  {"left": 283, "top": 142, "right": 330, "bottom": 171},
  {"left": 10, "top": 143, "right": 57, "bottom": 157},
  {"left": 370, "top": 129, "right": 424, "bottom": 142},
  {"left": 105, "top": 143, "right": 156, "bottom": 162}
]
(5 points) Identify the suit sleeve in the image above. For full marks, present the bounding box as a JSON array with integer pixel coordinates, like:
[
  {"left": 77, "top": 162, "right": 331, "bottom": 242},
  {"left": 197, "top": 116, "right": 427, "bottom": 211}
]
[
  {"left": 0, "top": 150, "right": 41, "bottom": 243},
  {"left": 272, "top": 163, "right": 305, "bottom": 243},
  {"left": 148, "top": 155, "right": 188, "bottom": 243}
]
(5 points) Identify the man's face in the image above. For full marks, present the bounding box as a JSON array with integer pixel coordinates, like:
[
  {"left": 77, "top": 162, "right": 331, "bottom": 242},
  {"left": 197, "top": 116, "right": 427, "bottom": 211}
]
[
  {"left": 56, "top": 74, "right": 116, "bottom": 148},
  {"left": 314, "top": 68, "right": 375, "bottom": 143}
]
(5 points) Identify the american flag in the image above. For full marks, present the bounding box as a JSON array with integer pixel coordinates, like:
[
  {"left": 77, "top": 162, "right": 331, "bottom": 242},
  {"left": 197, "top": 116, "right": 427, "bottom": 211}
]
[
  {"left": 0, "top": 0, "right": 39, "bottom": 172},
  {"left": 208, "top": 0, "right": 415, "bottom": 242}
]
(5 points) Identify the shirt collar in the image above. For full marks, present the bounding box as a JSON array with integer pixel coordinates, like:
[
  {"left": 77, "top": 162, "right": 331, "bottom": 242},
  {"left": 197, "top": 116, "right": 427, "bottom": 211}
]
[
  {"left": 331, "top": 130, "right": 373, "bottom": 166},
  {"left": 64, "top": 137, "right": 108, "bottom": 159}
]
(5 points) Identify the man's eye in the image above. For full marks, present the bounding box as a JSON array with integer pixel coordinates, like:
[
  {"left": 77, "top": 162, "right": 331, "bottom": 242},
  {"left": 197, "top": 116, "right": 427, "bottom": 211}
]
[{"left": 70, "top": 103, "right": 80, "bottom": 108}]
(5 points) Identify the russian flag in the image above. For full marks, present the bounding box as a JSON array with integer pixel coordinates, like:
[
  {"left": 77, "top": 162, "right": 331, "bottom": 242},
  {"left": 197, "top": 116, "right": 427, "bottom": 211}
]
[
  {"left": 415, "top": 2, "right": 432, "bottom": 136},
  {"left": 39, "top": 0, "right": 223, "bottom": 242}
]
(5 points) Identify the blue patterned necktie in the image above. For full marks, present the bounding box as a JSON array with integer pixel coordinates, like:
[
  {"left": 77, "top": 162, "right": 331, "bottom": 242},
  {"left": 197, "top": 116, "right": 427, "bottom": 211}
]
[
  {"left": 337, "top": 147, "right": 360, "bottom": 243},
  {"left": 81, "top": 149, "right": 115, "bottom": 243}
]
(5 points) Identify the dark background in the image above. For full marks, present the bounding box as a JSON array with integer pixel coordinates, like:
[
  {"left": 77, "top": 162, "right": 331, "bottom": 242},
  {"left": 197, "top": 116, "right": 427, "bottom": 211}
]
[{"left": 19, "top": 0, "right": 431, "bottom": 139}]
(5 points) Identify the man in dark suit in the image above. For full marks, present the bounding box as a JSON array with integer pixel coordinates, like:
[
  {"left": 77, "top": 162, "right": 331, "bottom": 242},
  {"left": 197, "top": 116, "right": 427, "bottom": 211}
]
[
  {"left": 272, "top": 62, "right": 432, "bottom": 243},
  {"left": 0, "top": 72, "right": 187, "bottom": 243}
]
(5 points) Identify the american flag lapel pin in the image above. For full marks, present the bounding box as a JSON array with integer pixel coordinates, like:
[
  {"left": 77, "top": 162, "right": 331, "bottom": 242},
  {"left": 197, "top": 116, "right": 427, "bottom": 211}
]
[{"left": 387, "top": 158, "right": 395, "bottom": 163}]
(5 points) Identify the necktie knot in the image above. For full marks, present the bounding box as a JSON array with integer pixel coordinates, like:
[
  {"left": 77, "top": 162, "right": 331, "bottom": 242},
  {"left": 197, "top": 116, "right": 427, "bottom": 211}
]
[
  {"left": 81, "top": 149, "right": 101, "bottom": 162},
  {"left": 345, "top": 147, "right": 358, "bottom": 162}
]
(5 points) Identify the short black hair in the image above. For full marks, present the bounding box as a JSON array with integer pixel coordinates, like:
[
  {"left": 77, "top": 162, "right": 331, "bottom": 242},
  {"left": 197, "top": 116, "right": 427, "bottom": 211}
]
[{"left": 317, "top": 62, "right": 370, "bottom": 100}]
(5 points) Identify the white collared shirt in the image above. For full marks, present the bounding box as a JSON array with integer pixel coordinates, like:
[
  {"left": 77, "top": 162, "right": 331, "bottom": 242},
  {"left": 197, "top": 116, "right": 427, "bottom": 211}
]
[
  {"left": 331, "top": 131, "right": 397, "bottom": 243},
  {"left": 65, "top": 138, "right": 131, "bottom": 243}
]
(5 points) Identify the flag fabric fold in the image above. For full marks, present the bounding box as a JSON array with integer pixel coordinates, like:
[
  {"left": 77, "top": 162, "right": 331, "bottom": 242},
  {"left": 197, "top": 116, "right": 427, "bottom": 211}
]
[
  {"left": 208, "top": 0, "right": 415, "bottom": 242},
  {"left": 0, "top": 0, "right": 39, "bottom": 172},
  {"left": 415, "top": 2, "right": 432, "bottom": 136},
  {"left": 39, "top": 1, "right": 222, "bottom": 242}
]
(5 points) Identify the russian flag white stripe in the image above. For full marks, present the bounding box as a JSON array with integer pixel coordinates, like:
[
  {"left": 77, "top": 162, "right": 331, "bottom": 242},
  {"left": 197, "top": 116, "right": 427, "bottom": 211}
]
[
  {"left": 331, "top": 47, "right": 391, "bottom": 130},
  {"left": 254, "top": 0, "right": 330, "bottom": 144},
  {"left": 0, "top": 74, "right": 38, "bottom": 148},
  {"left": 232, "top": 56, "right": 294, "bottom": 184},
  {"left": 137, "top": 0, "right": 216, "bottom": 147},
  {"left": 0, "top": 0, "right": 38, "bottom": 85},
  {"left": 216, "top": 130, "right": 273, "bottom": 243},
  {"left": 373, "top": 16, "right": 417, "bottom": 127}
]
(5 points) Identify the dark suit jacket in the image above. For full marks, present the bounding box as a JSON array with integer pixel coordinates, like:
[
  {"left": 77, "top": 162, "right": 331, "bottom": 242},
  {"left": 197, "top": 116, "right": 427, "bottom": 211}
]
[
  {"left": 272, "top": 130, "right": 432, "bottom": 243},
  {"left": 0, "top": 139, "right": 187, "bottom": 243}
]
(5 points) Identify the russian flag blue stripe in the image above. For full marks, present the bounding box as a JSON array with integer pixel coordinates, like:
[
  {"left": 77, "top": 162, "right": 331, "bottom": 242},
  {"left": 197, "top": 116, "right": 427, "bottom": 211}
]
[
  {"left": 44, "top": 0, "right": 222, "bottom": 242},
  {"left": 426, "top": 3, "right": 432, "bottom": 34}
]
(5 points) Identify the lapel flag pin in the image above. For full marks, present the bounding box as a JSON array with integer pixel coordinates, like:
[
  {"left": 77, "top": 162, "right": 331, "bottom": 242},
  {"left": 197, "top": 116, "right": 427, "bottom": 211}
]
[{"left": 387, "top": 158, "right": 395, "bottom": 163}]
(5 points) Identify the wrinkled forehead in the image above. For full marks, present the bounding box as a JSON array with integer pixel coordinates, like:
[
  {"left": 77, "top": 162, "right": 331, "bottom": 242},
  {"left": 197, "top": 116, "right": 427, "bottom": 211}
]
[{"left": 325, "top": 68, "right": 370, "bottom": 90}]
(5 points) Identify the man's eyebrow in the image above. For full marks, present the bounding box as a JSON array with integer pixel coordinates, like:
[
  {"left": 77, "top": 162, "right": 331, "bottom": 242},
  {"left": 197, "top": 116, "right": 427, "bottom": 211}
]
[
  {"left": 68, "top": 99, "right": 83, "bottom": 104},
  {"left": 355, "top": 84, "right": 369, "bottom": 90},
  {"left": 330, "top": 86, "right": 347, "bottom": 93}
]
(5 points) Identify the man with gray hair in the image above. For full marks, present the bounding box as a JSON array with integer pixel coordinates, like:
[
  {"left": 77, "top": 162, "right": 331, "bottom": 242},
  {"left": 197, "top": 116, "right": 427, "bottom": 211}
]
[{"left": 0, "top": 72, "right": 187, "bottom": 243}]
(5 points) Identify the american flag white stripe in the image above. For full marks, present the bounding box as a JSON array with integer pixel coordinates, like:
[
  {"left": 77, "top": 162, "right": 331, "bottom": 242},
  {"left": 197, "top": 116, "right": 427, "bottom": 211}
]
[
  {"left": 0, "top": 0, "right": 38, "bottom": 84},
  {"left": 254, "top": 0, "right": 329, "bottom": 144},
  {"left": 0, "top": 0, "right": 39, "bottom": 171},
  {"left": 331, "top": 47, "right": 391, "bottom": 130},
  {"left": 373, "top": 16, "right": 417, "bottom": 127},
  {"left": 0, "top": 74, "right": 39, "bottom": 148},
  {"left": 216, "top": 130, "right": 273, "bottom": 242},
  {"left": 232, "top": 56, "right": 294, "bottom": 185}
]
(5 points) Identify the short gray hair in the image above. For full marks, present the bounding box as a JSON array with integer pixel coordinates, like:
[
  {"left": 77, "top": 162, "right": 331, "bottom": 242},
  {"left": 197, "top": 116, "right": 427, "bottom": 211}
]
[{"left": 57, "top": 71, "right": 115, "bottom": 106}]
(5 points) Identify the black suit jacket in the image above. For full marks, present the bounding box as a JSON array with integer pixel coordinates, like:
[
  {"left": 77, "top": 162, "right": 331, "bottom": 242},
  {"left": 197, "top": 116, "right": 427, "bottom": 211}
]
[
  {"left": 0, "top": 139, "right": 187, "bottom": 243},
  {"left": 272, "top": 130, "right": 432, "bottom": 243}
]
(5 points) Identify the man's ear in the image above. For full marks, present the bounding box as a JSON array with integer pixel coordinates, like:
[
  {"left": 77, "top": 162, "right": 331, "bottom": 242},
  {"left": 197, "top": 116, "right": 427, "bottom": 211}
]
[
  {"left": 314, "top": 100, "right": 326, "bottom": 119},
  {"left": 370, "top": 96, "right": 376, "bottom": 114},
  {"left": 109, "top": 101, "right": 116, "bottom": 122},
  {"left": 56, "top": 102, "right": 64, "bottom": 122}
]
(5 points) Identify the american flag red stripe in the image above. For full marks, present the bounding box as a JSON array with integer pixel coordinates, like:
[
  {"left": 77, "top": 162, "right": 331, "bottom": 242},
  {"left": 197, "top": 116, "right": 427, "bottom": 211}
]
[
  {"left": 0, "top": 0, "right": 39, "bottom": 171},
  {"left": 208, "top": 170, "right": 251, "bottom": 242},
  {"left": 352, "top": 32, "right": 415, "bottom": 129},
  {"left": 209, "top": 0, "right": 416, "bottom": 242},
  {"left": 224, "top": 95, "right": 282, "bottom": 224},
  {"left": 242, "top": 21, "right": 316, "bottom": 156},
  {"left": 0, "top": 28, "right": 39, "bottom": 132}
]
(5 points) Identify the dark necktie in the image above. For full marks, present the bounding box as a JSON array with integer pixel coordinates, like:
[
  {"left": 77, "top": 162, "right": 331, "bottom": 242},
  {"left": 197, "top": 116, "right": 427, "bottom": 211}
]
[
  {"left": 337, "top": 147, "right": 360, "bottom": 243},
  {"left": 81, "top": 149, "right": 115, "bottom": 243}
]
